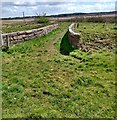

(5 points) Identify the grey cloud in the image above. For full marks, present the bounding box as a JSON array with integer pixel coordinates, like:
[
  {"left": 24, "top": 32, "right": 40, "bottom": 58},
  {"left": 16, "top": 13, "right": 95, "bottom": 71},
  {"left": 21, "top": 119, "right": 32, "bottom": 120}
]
[
  {"left": 1, "top": 2, "right": 115, "bottom": 18},
  {"left": 2, "top": 2, "right": 36, "bottom": 7},
  {"left": 2, "top": 2, "right": 67, "bottom": 7}
]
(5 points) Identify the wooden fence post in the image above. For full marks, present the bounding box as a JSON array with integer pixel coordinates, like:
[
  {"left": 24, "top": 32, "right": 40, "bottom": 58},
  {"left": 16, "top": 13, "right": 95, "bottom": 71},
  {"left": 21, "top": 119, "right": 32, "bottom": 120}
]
[
  {"left": 6, "top": 35, "right": 9, "bottom": 50},
  {"left": 0, "top": 34, "right": 2, "bottom": 48}
]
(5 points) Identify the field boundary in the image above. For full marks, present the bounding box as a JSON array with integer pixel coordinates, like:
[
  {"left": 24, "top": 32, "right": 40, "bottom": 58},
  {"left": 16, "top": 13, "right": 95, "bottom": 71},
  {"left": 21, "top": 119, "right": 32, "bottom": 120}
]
[
  {"left": 1, "top": 24, "right": 58, "bottom": 50},
  {"left": 68, "top": 23, "right": 81, "bottom": 49}
]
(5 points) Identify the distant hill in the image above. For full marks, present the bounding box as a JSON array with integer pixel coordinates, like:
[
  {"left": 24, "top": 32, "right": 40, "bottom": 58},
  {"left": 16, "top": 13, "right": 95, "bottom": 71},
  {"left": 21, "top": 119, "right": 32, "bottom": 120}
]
[
  {"left": 49, "top": 11, "right": 116, "bottom": 17},
  {"left": 2, "top": 11, "right": 116, "bottom": 20}
]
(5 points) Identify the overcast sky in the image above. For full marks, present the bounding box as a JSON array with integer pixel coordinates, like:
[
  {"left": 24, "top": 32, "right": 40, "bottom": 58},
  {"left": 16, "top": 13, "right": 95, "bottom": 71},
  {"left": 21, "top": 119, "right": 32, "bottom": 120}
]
[{"left": 1, "top": 0, "right": 116, "bottom": 18}]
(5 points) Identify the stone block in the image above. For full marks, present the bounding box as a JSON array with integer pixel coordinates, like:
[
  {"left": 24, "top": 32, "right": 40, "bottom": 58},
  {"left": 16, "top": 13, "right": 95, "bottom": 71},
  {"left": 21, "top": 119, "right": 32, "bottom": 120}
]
[{"left": 1, "top": 24, "right": 58, "bottom": 48}]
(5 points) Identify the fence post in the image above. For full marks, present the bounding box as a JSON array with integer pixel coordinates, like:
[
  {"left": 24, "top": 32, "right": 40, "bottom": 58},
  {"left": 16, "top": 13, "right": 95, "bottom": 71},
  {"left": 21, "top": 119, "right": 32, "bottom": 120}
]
[
  {"left": 6, "top": 35, "right": 9, "bottom": 50},
  {"left": 0, "top": 34, "right": 2, "bottom": 48}
]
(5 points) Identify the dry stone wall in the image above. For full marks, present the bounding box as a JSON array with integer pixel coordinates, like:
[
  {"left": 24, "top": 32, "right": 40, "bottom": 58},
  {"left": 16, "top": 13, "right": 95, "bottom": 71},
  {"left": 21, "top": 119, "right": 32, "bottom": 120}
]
[
  {"left": 68, "top": 23, "right": 81, "bottom": 49},
  {"left": 1, "top": 24, "right": 58, "bottom": 49}
]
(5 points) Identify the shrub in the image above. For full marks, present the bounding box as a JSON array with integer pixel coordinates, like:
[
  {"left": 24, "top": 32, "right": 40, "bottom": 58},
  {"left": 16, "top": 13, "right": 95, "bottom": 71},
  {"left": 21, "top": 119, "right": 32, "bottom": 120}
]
[{"left": 35, "top": 16, "right": 50, "bottom": 24}]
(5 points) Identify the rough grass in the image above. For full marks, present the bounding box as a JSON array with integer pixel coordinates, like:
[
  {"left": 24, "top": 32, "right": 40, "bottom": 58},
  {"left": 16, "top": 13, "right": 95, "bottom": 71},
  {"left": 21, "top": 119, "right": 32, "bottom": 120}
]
[
  {"left": 75, "top": 22, "right": 115, "bottom": 52},
  {"left": 2, "top": 22, "right": 52, "bottom": 33},
  {"left": 2, "top": 22, "right": 116, "bottom": 118}
]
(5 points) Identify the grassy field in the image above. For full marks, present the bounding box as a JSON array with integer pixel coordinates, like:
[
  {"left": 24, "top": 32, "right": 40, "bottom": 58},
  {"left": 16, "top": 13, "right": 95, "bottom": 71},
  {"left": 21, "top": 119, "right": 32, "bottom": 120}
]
[
  {"left": 2, "top": 22, "right": 116, "bottom": 118},
  {"left": 75, "top": 22, "right": 115, "bottom": 51},
  {"left": 2, "top": 19, "right": 52, "bottom": 33}
]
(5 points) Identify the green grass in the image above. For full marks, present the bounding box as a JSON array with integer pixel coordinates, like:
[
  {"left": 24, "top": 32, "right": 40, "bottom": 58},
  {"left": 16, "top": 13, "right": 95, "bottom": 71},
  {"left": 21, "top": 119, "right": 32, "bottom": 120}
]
[
  {"left": 75, "top": 22, "right": 115, "bottom": 51},
  {"left": 2, "top": 22, "right": 52, "bottom": 33},
  {"left": 2, "top": 22, "right": 116, "bottom": 118}
]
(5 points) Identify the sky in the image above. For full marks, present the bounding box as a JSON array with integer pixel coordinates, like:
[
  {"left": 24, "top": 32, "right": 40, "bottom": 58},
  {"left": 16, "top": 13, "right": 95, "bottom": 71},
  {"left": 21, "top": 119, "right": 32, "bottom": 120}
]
[{"left": 1, "top": 0, "right": 116, "bottom": 18}]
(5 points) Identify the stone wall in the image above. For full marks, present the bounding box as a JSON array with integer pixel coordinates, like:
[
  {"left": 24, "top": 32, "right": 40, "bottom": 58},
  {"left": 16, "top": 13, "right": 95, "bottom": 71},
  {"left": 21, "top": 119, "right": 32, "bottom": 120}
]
[
  {"left": 1, "top": 24, "right": 58, "bottom": 49},
  {"left": 68, "top": 23, "right": 81, "bottom": 49}
]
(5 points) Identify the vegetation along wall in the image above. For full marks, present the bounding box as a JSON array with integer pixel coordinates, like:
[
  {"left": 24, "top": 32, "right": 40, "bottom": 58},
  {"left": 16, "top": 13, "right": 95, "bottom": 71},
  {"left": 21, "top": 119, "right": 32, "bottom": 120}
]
[{"left": 1, "top": 24, "right": 58, "bottom": 50}]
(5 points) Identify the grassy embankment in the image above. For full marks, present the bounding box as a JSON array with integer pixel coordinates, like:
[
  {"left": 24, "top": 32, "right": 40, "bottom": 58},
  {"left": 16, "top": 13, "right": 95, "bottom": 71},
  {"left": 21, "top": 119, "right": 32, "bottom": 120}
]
[{"left": 2, "top": 22, "right": 116, "bottom": 118}]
